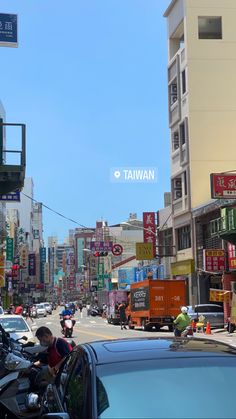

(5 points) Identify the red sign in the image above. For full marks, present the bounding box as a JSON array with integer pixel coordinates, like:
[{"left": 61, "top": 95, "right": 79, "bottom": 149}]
[
  {"left": 211, "top": 173, "right": 236, "bottom": 199},
  {"left": 112, "top": 244, "right": 123, "bottom": 256},
  {"left": 143, "top": 212, "right": 156, "bottom": 257},
  {"left": 203, "top": 249, "right": 225, "bottom": 272},
  {"left": 228, "top": 243, "right": 236, "bottom": 269}
]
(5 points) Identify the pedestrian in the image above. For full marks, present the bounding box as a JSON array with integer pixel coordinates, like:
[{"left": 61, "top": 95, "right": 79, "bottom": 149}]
[
  {"left": 15, "top": 303, "right": 23, "bottom": 315},
  {"left": 79, "top": 303, "right": 83, "bottom": 318},
  {"left": 173, "top": 306, "right": 191, "bottom": 337},
  {"left": 33, "top": 326, "right": 72, "bottom": 386},
  {"left": 102, "top": 303, "right": 107, "bottom": 318},
  {"left": 118, "top": 301, "right": 127, "bottom": 330},
  {"left": 86, "top": 303, "right": 90, "bottom": 317}
]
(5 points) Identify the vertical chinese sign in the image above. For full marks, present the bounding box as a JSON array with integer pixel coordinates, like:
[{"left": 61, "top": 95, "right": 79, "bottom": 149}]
[
  {"left": 98, "top": 262, "right": 104, "bottom": 290},
  {"left": 228, "top": 243, "right": 236, "bottom": 269},
  {"left": 28, "top": 253, "right": 36, "bottom": 277},
  {"left": 143, "top": 212, "right": 156, "bottom": 258},
  {"left": 40, "top": 247, "right": 46, "bottom": 283},
  {"left": 6, "top": 237, "right": 13, "bottom": 261}
]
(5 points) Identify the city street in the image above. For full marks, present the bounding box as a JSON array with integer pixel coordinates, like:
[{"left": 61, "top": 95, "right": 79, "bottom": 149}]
[{"left": 31, "top": 308, "right": 236, "bottom": 347}]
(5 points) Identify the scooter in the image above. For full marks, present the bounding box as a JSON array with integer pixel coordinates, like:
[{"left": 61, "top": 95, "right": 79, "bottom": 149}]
[{"left": 61, "top": 315, "right": 75, "bottom": 338}]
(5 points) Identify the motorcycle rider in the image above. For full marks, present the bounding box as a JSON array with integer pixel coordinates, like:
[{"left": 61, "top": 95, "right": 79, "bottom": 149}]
[
  {"left": 173, "top": 306, "right": 191, "bottom": 337},
  {"left": 60, "top": 305, "right": 74, "bottom": 330}
]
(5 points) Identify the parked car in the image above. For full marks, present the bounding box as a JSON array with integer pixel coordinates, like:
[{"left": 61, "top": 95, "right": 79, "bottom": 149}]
[
  {"left": 36, "top": 303, "right": 47, "bottom": 317},
  {"left": 42, "top": 302, "right": 52, "bottom": 315},
  {"left": 0, "top": 315, "right": 36, "bottom": 343},
  {"left": 43, "top": 337, "right": 236, "bottom": 419},
  {"left": 187, "top": 304, "right": 224, "bottom": 328}
]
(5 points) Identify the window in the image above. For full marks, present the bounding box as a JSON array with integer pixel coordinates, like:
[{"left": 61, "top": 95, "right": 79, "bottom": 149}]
[
  {"left": 198, "top": 16, "right": 222, "bottom": 40},
  {"left": 184, "top": 171, "right": 187, "bottom": 195},
  {"left": 179, "top": 121, "right": 186, "bottom": 145},
  {"left": 159, "top": 228, "right": 173, "bottom": 257},
  {"left": 177, "top": 225, "right": 191, "bottom": 250},
  {"left": 181, "top": 69, "right": 186, "bottom": 94}
]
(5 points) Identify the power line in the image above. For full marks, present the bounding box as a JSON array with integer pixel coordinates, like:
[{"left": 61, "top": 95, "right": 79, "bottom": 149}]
[{"left": 21, "top": 192, "right": 88, "bottom": 229}]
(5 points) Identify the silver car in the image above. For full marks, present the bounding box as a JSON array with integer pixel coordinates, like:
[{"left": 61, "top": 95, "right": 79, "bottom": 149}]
[
  {"left": 36, "top": 303, "right": 47, "bottom": 317},
  {"left": 187, "top": 304, "right": 224, "bottom": 328}
]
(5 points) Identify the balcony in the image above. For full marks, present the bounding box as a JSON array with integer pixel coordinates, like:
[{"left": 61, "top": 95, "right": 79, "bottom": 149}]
[
  {"left": 210, "top": 207, "right": 236, "bottom": 245},
  {"left": 0, "top": 122, "right": 26, "bottom": 194}
]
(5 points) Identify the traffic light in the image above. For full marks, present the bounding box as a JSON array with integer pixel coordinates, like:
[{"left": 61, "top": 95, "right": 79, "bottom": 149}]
[{"left": 93, "top": 251, "right": 108, "bottom": 257}]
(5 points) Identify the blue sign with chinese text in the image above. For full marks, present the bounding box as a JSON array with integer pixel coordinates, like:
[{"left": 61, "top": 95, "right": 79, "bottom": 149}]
[
  {"left": 0, "top": 14, "right": 18, "bottom": 47},
  {"left": 0, "top": 190, "right": 20, "bottom": 202}
]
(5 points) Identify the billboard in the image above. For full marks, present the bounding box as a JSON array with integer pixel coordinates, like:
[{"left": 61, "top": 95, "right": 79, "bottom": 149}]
[
  {"left": 211, "top": 173, "right": 236, "bottom": 199},
  {"left": 228, "top": 243, "right": 236, "bottom": 270},
  {"left": 203, "top": 249, "right": 225, "bottom": 272},
  {"left": 0, "top": 14, "right": 18, "bottom": 47},
  {"left": 28, "top": 253, "right": 36, "bottom": 276},
  {"left": 131, "top": 286, "right": 149, "bottom": 311},
  {"left": 136, "top": 243, "right": 154, "bottom": 260},
  {"left": 118, "top": 267, "right": 136, "bottom": 290}
]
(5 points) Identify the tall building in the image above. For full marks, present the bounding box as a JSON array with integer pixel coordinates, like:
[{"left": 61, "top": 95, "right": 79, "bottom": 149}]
[
  {"left": 164, "top": 0, "right": 236, "bottom": 302},
  {"left": 7, "top": 177, "right": 34, "bottom": 250}
]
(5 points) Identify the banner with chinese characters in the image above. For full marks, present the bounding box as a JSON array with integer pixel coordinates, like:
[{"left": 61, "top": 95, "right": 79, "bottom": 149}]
[
  {"left": 6, "top": 237, "right": 13, "bottom": 261},
  {"left": 210, "top": 288, "right": 230, "bottom": 303},
  {"left": 228, "top": 243, "right": 236, "bottom": 270},
  {"left": 28, "top": 253, "right": 36, "bottom": 276},
  {"left": 19, "top": 245, "right": 28, "bottom": 268},
  {"left": 143, "top": 212, "right": 156, "bottom": 257},
  {"left": 203, "top": 249, "right": 225, "bottom": 272}
]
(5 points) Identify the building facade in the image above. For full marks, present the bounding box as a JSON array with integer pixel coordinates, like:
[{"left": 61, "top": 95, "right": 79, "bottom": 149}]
[{"left": 164, "top": 0, "right": 236, "bottom": 303}]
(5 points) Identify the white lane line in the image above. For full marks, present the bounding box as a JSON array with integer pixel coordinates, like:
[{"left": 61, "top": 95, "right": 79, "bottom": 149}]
[
  {"left": 89, "top": 321, "right": 96, "bottom": 324},
  {"left": 46, "top": 322, "right": 52, "bottom": 325}
]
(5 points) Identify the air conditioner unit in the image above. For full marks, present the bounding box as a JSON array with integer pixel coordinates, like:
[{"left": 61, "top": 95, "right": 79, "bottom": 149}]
[
  {"left": 174, "top": 178, "right": 182, "bottom": 189},
  {"left": 171, "top": 95, "right": 178, "bottom": 104},
  {"left": 171, "top": 84, "right": 177, "bottom": 93},
  {"left": 174, "top": 190, "right": 182, "bottom": 199}
]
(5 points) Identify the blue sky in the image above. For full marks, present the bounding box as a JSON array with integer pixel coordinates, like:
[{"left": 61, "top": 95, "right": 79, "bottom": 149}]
[{"left": 0, "top": 0, "right": 171, "bottom": 241}]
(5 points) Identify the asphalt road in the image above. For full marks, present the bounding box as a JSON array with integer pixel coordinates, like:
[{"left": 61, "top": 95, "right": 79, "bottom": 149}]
[{"left": 31, "top": 307, "right": 236, "bottom": 347}]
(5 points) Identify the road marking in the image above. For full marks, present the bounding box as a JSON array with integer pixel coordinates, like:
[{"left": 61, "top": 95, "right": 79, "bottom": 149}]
[
  {"left": 46, "top": 322, "right": 52, "bottom": 325},
  {"left": 89, "top": 321, "right": 96, "bottom": 324},
  {"left": 75, "top": 327, "right": 117, "bottom": 340}
]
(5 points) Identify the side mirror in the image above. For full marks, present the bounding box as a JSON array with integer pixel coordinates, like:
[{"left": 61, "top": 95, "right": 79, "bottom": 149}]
[{"left": 21, "top": 335, "right": 28, "bottom": 341}]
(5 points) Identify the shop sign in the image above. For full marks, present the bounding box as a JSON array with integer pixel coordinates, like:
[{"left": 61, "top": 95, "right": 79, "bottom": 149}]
[
  {"left": 203, "top": 249, "right": 225, "bottom": 272},
  {"left": 211, "top": 173, "right": 236, "bottom": 199},
  {"left": 171, "top": 259, "right": 195, "bottom": 276},
  {"left": 230, "top": 293, "right": 236, "bottom": 324},
  {"left": 6, "top": 237, "right": 13, "bottom": 261},
  {"left": 228, "top": 243, "right": 236, "bottom": 269},
  {"left": 136, "top": 243, "right": 154, "bottom": 260},
  {"left": 209, "top": 288, "right": 230, "bottom": 303},
  {"left": 28, "top": 253, "right": 36, "bottom": 276},
  {"left": 143, "top": 212, "right": 156, "bottom": 257}
]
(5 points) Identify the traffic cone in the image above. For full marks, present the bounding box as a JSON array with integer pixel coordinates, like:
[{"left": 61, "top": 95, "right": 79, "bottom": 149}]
[{"left": 205, "top": 321, "right": 212, "bottom": 335}]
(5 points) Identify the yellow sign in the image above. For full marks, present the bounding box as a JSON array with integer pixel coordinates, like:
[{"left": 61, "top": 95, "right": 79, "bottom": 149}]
[
  {"left": 0, "top": 254, "right": 5, "bottom": 287},
  {"left": 230, "top": 293, "right": 236, "bottom": 324},
  {"left": 205, "top": 250, "right": 224, "bottom": 257},
  {"left": 210, "top": 288, "right": 231, "bottom": 303},
  {"left": 171, "top": 259, "right": 195, "bottom": 276},
  {"left": 136, "top": 243, "right": 153, "bottom": 260}
]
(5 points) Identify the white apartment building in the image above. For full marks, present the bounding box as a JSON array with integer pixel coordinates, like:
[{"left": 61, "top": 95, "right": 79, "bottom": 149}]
[{"left": 164, "top": 0, "right": 236, "bottom": 302}]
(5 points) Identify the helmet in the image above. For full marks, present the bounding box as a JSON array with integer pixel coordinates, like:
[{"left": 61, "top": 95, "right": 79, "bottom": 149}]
[{"left": 181, "top": 306, "right": 188, "bottom": 314}]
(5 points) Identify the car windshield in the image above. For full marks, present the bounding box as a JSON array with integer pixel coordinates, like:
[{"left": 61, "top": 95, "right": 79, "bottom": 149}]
[
  {"left": 97, "top": 357, "right": 236, "bottom": 418},
  {"left": 0, "top": 317, "right": 29, "bottom": 333},
  {"left": 37, "top": 304, "right": 44, "bottom": 309}
]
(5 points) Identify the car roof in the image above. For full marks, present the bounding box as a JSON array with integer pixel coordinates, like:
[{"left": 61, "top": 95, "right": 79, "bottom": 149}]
[
  {"left": 82, "top": 337, "right": 236, "bottom": 365},
  {"left": 0, "top": 314, "right": 26, "bottom": 320}
]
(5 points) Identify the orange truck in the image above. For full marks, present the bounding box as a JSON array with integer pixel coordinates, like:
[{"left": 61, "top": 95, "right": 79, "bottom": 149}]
[{"left": 126, "top": 279, "right": 187, "bottom": 331}]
